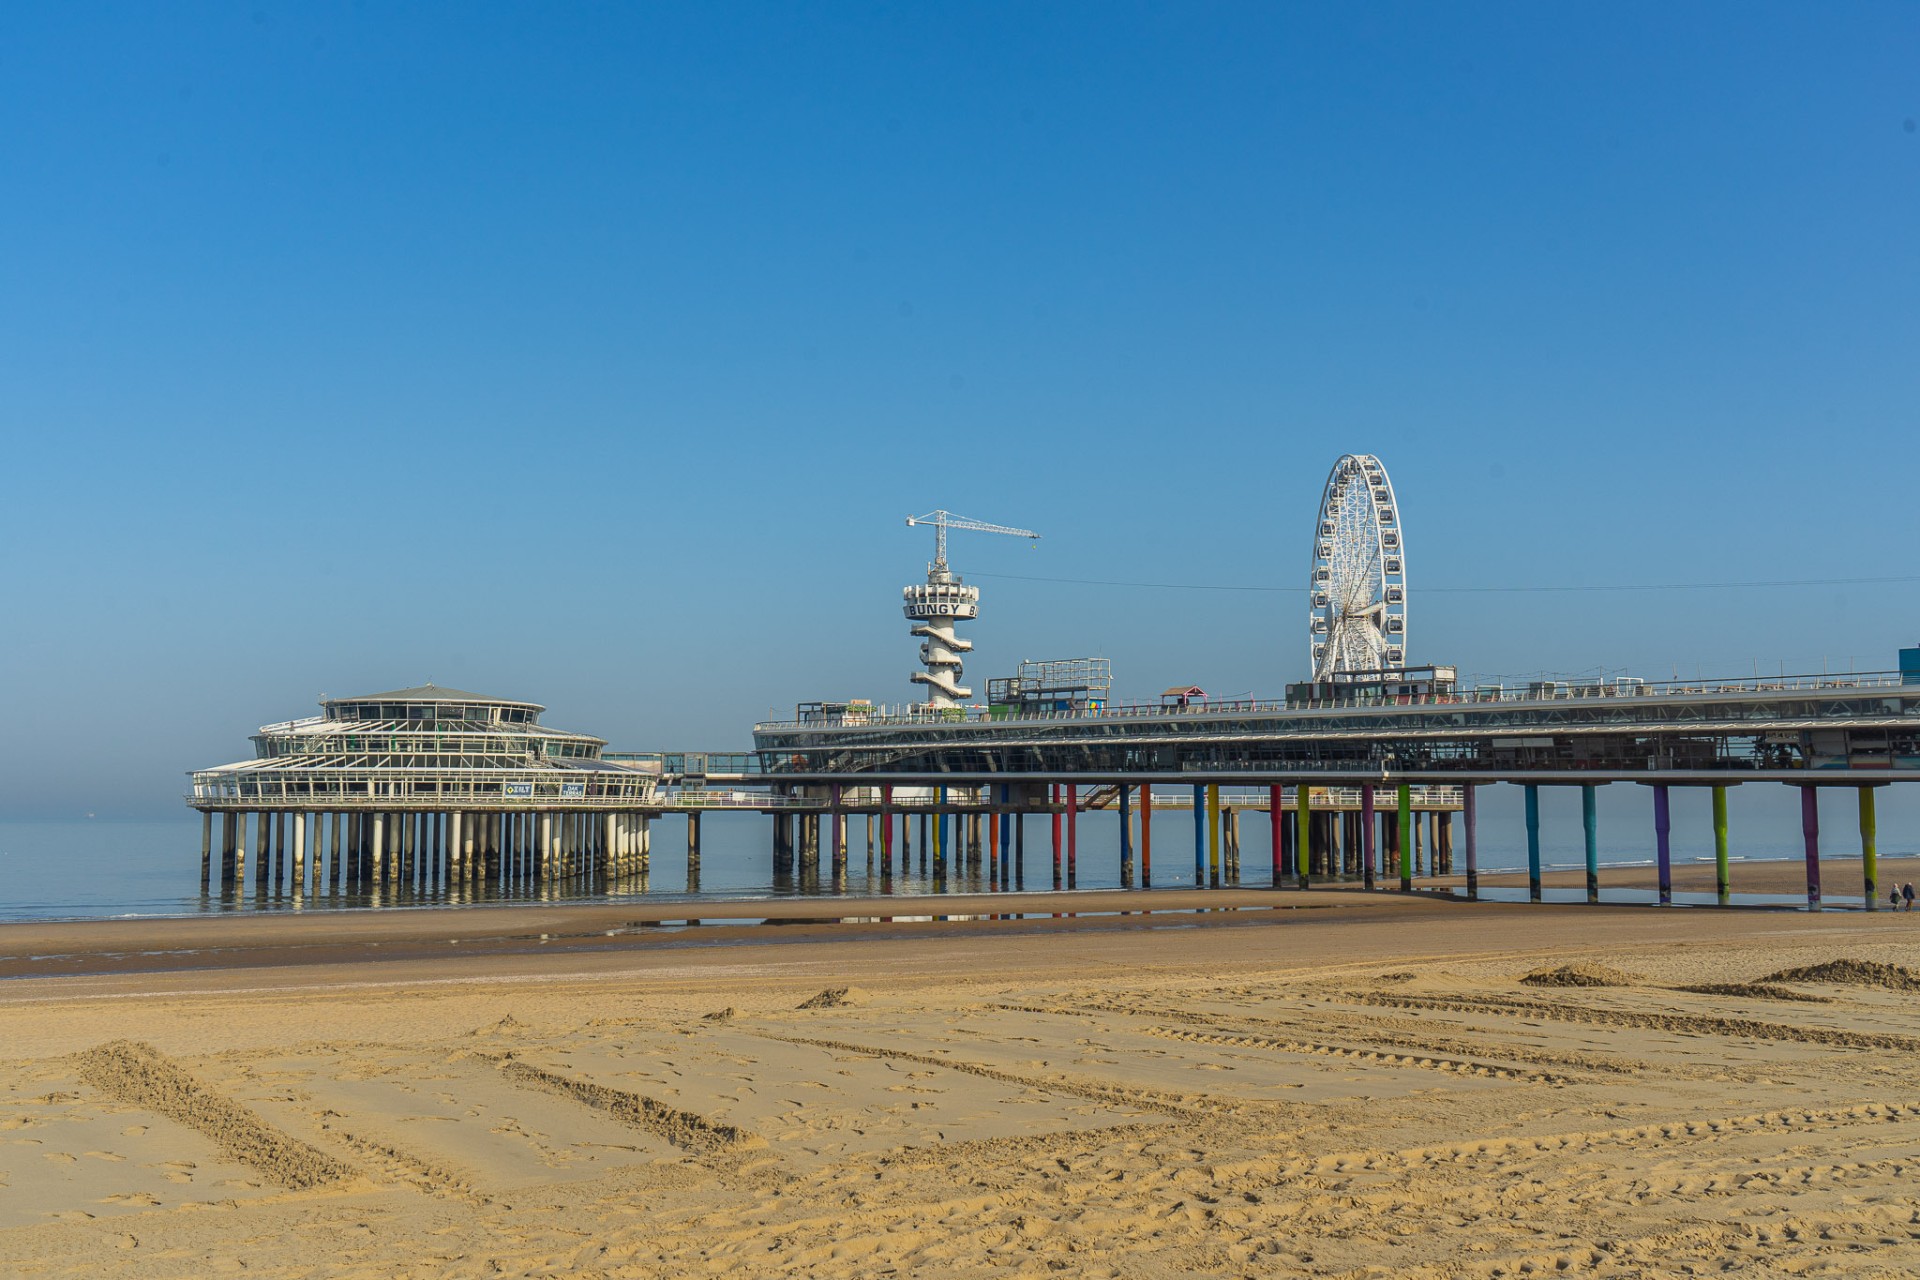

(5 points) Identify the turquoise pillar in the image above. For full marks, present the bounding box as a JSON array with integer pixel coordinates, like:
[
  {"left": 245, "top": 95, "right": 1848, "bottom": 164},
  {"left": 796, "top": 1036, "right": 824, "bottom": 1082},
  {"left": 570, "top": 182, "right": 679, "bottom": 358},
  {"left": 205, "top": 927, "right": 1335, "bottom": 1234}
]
[
  {"left": 1524, "top": 784, "right": 1541, "bottom": 902},
  {"left": 1582, "top": 784, "right": 1599, "bottom": 904}
]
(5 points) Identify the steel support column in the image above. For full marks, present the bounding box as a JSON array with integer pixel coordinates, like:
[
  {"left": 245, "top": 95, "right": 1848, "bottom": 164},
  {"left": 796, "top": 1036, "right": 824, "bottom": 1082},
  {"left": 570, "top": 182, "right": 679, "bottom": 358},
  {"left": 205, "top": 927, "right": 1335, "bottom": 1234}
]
[{"left": 1524, "top": 784, "right": 1541, "bottom": 902}]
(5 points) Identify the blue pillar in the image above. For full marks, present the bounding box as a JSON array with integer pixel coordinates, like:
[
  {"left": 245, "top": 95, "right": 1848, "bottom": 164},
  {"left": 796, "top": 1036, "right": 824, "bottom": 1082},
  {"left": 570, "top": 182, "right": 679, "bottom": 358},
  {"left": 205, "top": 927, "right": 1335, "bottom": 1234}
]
[
  {"left": 1582, "top": 784, "right": 1599, "bottom": 904},
  {"left": 1801, "top": 785, "right": 1822, "bottom": 910},
  {"left": 1119, "top": 783, "right": 1133, "bottom": 886},
  {"left": 1463, "top": 783, "right": 1478, "bottom": 901},
  {"left": 1192, "top": 785, "right": 1205, "bottom": 884},
  {"left": 1653, "top": 784, "right": 1672, "bottom": 905},
  {"left": 1524, "top": 784, "right": 1542, "bottom": 902}
]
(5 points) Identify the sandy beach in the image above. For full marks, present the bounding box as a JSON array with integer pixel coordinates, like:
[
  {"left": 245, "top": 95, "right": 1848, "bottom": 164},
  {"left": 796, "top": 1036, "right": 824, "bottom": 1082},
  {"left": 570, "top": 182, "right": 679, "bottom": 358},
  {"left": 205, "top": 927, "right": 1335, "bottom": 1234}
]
[{"left": 4, "top": 889, "right": 1920, "bottom": 1277}]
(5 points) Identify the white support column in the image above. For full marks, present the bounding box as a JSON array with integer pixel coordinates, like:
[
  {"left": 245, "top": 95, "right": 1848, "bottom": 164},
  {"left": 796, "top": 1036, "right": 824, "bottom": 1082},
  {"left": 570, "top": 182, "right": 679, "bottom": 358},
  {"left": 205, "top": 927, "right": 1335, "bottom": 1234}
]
[{"left": 293, "top": 812, "right": 307, "bottom": 892}]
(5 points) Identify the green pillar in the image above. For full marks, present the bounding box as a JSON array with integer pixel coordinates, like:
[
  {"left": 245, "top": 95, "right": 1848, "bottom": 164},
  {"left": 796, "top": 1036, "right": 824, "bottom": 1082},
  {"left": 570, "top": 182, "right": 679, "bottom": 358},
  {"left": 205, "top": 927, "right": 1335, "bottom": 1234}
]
[
  {"left": 1295, "top": 784, "right": 1312, "bottom": 890},
  {"left": 1711, "top": 785, "right": 1730, "bottom": 905},
  {"left": 1860, "top": 786, "right": 1879, "bottom": 910},
  {"left": 1397, "top": 784, "right": 1412, "bottom": 892}
]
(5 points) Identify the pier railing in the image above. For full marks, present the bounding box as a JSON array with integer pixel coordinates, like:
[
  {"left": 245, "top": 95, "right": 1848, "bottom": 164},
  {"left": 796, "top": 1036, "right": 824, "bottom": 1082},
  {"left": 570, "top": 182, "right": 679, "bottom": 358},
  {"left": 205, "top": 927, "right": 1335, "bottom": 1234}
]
[{"left": 752, "top": 670, "right": 1909, "bottom": 731}]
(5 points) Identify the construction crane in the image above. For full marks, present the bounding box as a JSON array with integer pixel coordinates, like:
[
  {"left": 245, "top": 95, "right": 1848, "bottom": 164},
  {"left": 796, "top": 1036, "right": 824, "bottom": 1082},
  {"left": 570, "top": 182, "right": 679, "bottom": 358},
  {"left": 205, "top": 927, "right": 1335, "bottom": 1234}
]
[
  {"left": 900, "top": 510, "right": 1040, "bottom": 709},
  {"left": 904, "top": 509, "right": 1040, "bottom": 572}
]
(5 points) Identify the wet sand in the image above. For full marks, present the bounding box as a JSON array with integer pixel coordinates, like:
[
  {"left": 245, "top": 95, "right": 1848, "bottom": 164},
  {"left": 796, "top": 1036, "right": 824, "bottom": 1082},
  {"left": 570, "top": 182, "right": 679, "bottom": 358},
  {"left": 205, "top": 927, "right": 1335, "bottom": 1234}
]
[
  {"left": 1437, "top": 853, "right": 1920, "bottom": 898},
  {"left": 5, "top": 892, "right": 1920, "bottom": 1276}
]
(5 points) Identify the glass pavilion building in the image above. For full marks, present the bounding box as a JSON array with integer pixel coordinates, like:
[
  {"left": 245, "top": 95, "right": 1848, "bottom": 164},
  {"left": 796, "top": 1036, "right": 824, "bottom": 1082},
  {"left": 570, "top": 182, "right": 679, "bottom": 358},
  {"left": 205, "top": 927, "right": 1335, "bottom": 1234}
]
[{"left": 189, "top": 685, "right": 656, "bottom": 891}]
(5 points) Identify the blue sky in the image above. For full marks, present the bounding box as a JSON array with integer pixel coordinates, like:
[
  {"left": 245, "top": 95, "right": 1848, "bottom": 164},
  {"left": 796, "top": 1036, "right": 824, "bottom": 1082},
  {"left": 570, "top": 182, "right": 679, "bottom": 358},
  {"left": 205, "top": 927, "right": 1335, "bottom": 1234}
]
[{"left": 1, "top": 3, "right": 1916, "bottom": 814}]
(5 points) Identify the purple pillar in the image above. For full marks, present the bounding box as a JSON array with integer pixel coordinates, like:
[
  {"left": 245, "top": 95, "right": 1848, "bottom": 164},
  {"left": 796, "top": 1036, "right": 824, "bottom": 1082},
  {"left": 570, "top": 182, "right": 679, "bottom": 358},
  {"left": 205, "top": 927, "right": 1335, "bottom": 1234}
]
[
  {"left": 1800, "top": 786, "right": 1821, "bottom": 910},
  {"left": 1360, "top": 784, "right": 1376, "bottom": 891},
  {"left": 1653, "top": 784, "right": 1672, "bottom": 906},
  {"left": 1462, "top": 784, "right": 1478, "bottom": 900}
]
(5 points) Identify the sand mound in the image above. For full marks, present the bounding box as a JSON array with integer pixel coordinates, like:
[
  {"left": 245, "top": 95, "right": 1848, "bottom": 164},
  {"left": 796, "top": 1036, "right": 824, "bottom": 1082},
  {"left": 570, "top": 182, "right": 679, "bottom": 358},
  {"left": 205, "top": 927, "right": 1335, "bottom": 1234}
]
[
  {"left": 1763, "top": 959, "right": 1920, "bottom": 991},
  {"left": 1676, "top": 982, "right": 1834, "bottom": 1004},
  {"left": 72, "top": 1040, "right": 354, "bottom": 1189},
  {"left": 798, "top": 986, "right": 870, "bottom": 1009},
  {"left": 471, "top": 1014, "right": 526, "bottom": 1036},
  {"left": 702, "top": 1007, "right": 737, "bottom": 1022},
  {"left": 1519, "top": 963, "right": 1638, "bottom": 988}
]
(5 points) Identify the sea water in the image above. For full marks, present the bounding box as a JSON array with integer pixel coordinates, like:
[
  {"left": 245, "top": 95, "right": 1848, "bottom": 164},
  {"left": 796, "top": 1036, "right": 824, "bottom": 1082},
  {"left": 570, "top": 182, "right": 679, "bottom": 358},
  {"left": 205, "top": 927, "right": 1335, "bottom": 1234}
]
[{"left": 0, "top": 780, "right": 1909, "bottom": 922}]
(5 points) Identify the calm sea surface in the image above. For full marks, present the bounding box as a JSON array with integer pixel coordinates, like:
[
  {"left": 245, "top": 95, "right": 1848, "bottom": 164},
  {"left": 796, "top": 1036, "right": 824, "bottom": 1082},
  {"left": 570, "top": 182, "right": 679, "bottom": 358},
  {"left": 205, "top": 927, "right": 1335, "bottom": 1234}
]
[{"left": 1, "top": 783, "right": 1908, "bottom": 922}]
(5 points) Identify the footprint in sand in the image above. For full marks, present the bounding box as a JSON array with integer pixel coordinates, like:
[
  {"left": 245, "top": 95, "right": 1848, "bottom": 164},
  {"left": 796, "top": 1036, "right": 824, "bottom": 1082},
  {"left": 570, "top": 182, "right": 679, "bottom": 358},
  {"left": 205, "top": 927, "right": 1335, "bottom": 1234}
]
[
  {"left": 43, "top": 1151, "right": 77, "bottom": 1164},
  {"left": 120, "top": 1125, "right": 148, "bottom": 1137}
]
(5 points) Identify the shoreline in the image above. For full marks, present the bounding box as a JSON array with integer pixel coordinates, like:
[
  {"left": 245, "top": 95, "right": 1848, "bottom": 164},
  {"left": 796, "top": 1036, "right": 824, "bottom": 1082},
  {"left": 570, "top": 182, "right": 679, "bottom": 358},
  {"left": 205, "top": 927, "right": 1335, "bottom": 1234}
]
[
  {"left": 3, "top": 867, "right": 1919, "bottom": 989},
  {"left": 5, "top": 850, "right": 1913, "bottom": 929}
]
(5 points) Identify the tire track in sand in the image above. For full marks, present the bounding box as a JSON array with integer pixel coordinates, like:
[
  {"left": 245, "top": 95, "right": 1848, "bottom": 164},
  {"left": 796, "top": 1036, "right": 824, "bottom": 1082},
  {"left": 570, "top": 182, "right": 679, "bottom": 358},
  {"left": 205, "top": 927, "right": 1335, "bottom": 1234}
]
[
  {"left": 1135, "top": 1024, "right": 1571, "bottom": 1084},
  {"left": 754, "top": 1032, "right": 1236, "bottom": 1120},
  {"left": 476, "top": 1051, "right": 764, "bottom": 1156},
  {"left": 70, "top": 1040, "right": 356, "bottom": 1190},
  {"left": 1350, "top": 991, "right": 1920, "bottom": 1051}
]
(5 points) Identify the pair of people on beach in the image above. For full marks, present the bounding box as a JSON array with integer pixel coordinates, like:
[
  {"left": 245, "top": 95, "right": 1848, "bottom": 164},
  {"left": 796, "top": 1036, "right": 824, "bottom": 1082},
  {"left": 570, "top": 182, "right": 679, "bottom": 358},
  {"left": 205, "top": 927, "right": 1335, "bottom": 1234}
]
[{"left": 1888, "top": 883, "right": 1915, "bottom": 910}]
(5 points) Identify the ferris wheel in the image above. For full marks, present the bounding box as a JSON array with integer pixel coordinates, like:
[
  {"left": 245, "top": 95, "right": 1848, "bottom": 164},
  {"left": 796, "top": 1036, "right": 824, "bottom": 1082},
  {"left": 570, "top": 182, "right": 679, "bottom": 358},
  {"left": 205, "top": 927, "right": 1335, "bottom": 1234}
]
[{"left": 1308, "top": 454, "right": 1407, "bottom": 679}]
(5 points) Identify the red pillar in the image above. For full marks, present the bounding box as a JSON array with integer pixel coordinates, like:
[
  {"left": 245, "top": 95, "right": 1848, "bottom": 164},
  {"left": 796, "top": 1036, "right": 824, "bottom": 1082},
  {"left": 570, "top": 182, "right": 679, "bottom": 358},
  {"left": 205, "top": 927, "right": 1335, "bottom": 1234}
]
[
  {"left": 1140, "top": 782, "right": 1153, "bottom": 887},
  {"left": 1051, "top": 785, "right": 1063, "bottom": 888},
  {"left": 987, "top": 796, "right": 999, "bottom": 881}
]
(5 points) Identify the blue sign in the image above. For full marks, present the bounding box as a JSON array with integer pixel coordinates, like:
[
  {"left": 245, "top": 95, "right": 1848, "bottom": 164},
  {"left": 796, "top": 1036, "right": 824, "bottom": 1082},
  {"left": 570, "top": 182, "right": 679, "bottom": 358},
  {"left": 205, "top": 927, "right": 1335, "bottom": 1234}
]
[
  {"left": 504, "top": 782, "right": 533, "bottom": 797},
  {"left": 560, "top": 782, "right": 586, "bottom": 798}
]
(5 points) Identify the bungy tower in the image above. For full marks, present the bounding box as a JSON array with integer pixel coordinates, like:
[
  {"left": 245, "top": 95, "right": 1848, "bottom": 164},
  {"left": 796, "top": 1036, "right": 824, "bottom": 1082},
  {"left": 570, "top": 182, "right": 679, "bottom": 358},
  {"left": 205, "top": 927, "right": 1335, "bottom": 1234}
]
[{"left": 902, "top": 509, "right": 1040, "bottom": 710}]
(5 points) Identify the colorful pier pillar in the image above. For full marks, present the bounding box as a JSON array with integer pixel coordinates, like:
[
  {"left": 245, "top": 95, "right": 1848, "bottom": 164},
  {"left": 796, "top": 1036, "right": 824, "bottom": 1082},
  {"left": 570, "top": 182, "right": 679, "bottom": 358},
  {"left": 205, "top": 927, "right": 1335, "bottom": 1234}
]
[
  {"left": 1206, "top": 784, "right": 1222, "bottom": 887},
  {"left": 1711, "top": 785, "right": 1730, "bottom": 904},
  {"left": 1582, "top": 784, "right": 1599, "bottom": 905},
  {"left": 1014, "top": 805, "right": 1025, "bottom": 882},
  {"left": 1296, "top": 784, "right": 1313, "bottom": 892},
  {"left": 1861, "top": 785, "right": 1878, "bottom": 910},
  {"left": 881, "top": 784, "right": 893, "bottom": 869},
  {"left": 1652, "top": 784, "right": 1672, "bottom": 906},
  {"left": 1800, "top": 785, "right": 1821, "bottom": 910},
  {"left": 1118, "top": 784, "right": 1133, "bottom": 887},
  {"left": 1268, "top": 785, "right": 1283, "bottom": 885},
  {"left": 1192, "top": 785, "right": 1205, "bottom": 885},
  {"left": 1066, "top": 783, "right": 1079, "bottom": 887},
  {"left": 1463, "top": 783, "right": 1479, "bottom": 900},
  {"left": 988, "top": 790, "right": 1000, "bottom": 882},
  {"left": 1524, "top": 784, "right": 1542, "bottom": 902},
  {"left": 1279, "top": 800, "right": 1295, "bottom": 878},
  {"left": 1052, "top": 786, "right": 1063, "bottom": 889},
  {"left": 998, "top": 786, "right": 1012, "bottom": 872},
  {"left": 1360, "top": 784, "right": 1376, "bottom": 891},
  {"left": 1396, "top": 784, "right": 1412, "bottom": 892},
  {"left": 1140, "top": 782, "right": 1153, "bottom": 887},
  {"left": 935, "top": 785, "right": 947, "bottom": 880},
  {"left": 830, "top": 785, "right": 844, "bottom": 879}
]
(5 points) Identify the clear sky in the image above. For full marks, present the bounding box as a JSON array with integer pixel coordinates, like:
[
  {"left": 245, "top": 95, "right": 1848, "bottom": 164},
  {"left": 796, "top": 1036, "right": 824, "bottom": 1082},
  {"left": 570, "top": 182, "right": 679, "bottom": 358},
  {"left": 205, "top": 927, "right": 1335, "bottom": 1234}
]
[{"left": 1, "top": 3, "right": 1916, "bottom": 814}]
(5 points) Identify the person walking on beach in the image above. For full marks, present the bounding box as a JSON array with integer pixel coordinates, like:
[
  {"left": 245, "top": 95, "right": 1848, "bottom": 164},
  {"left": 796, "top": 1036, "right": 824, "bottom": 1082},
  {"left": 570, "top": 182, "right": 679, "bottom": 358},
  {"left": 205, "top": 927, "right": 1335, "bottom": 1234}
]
[
  {"left": 1904, "top": 883, "right": 1915, "bottom": 912},
  {"left": 1893, "top": 888, "right": 1903, "bottom": 911}
]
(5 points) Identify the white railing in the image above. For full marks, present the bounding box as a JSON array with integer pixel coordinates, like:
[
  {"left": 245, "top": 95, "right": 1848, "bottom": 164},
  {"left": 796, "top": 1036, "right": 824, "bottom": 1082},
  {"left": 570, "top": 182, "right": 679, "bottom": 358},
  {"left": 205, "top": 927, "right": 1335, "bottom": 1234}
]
[{"left": 752, "top": 672, "right": 1911, "bottom": 732}]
